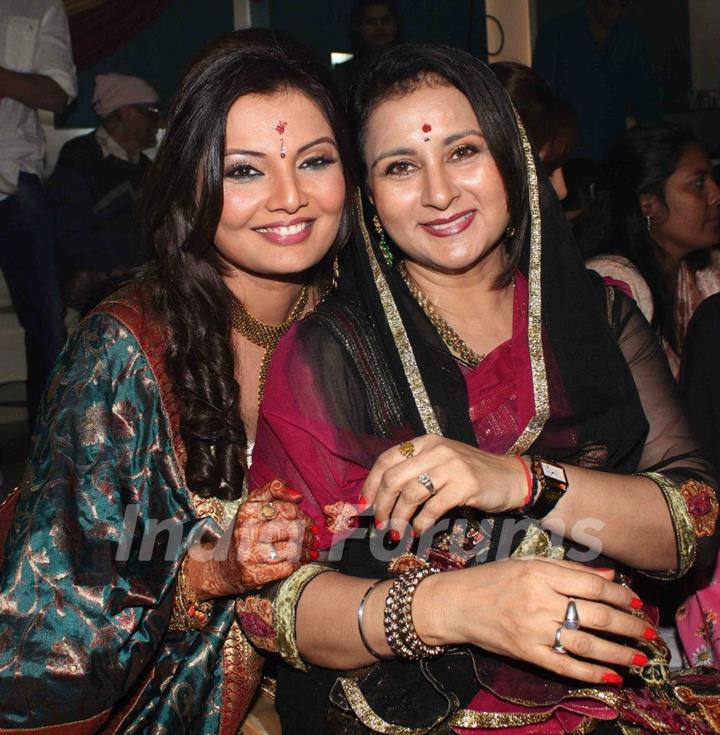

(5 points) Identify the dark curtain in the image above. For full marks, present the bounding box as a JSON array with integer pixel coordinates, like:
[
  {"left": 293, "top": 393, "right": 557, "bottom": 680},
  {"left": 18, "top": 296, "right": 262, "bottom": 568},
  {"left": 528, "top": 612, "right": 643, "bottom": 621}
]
[{"left": 65, "top": 0, "right": 176, "bottom": 70}]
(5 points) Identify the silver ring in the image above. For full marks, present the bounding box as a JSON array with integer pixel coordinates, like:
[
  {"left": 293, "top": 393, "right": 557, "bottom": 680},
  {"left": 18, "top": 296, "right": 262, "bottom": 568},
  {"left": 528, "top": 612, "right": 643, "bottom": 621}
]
[
  {"left": 563, "top": 599, "right": 580, "bottom": 630},
  {"left": 551, "top": 625, "right": 567, "bottom": 654},
  {"left": 417, "top": 472, "right": 436, "bottom": 496},
  {"left": 266, "top": 546, "right": 279, "bottom": 562}
]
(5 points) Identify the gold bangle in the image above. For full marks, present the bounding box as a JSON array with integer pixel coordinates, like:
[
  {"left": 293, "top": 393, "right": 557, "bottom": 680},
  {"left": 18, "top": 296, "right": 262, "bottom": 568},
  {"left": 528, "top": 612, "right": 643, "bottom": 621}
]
[
  {"left": 273, "top": 563, "right": 332, "bottom": 671},
  {"left": 168, "top": 554, "right": 214, "bottom": 632}
]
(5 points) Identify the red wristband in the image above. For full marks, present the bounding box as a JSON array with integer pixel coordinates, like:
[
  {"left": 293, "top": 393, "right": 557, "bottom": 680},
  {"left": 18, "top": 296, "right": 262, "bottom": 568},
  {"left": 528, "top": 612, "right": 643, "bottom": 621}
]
[{"left": 513, "top": 454, "right": 533, "bottom": 509}]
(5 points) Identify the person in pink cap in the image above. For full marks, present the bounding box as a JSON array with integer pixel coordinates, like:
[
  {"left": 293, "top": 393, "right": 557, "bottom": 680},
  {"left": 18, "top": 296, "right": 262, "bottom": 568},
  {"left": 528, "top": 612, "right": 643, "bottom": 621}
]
[{"left": 47, "top": 73, "right": 162, "bottom": 313}]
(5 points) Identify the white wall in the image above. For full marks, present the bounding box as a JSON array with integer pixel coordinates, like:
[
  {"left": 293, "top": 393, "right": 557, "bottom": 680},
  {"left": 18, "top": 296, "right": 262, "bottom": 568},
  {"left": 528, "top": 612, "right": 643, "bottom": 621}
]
[
  {"left": 485, "top": 0, "right": 532, "bottom": 65},
  {"left": 233, "top": 0, "right": 251, "bottom": 29},
  {"left": 689, "top": 0, "right": 720, "bottom": 91}
]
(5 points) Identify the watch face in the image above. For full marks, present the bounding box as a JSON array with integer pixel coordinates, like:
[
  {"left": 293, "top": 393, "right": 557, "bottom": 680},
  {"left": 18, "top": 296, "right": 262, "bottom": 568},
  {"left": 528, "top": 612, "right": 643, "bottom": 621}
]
[{"left": 540, "top": 461, "right": 567, "bottom": 484}]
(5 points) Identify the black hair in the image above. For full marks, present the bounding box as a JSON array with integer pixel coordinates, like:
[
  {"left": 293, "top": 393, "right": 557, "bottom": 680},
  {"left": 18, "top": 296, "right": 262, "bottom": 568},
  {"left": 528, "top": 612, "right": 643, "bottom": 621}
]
[
  {"left": 351, "top": 42, "right": 529, "bottom": 287},
  {"left": 141, "top": 28, "right": 355, "bottom": 500},
  {"left": 580, "top": 122, "right": 702, "bottom": 352}
]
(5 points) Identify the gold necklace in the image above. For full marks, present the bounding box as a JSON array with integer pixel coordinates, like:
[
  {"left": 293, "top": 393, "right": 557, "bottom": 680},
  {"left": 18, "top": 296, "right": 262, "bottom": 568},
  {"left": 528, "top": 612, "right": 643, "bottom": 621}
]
[
  {"left": 397, "top": 260, "right": 486, "bottom": 368},
  {"left": 230, "top": 285, "right": 310, "bottom": 403}
]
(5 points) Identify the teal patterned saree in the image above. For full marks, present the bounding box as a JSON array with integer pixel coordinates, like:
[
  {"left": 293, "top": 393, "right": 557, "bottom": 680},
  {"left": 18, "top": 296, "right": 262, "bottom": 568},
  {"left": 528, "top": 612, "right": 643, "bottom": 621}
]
[{"left": 0, "top": 288, "right": 262, "bottom": 734}]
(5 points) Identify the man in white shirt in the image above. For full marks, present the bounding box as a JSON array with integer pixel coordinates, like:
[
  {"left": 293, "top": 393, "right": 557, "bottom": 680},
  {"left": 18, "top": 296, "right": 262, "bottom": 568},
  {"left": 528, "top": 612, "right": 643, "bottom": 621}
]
[{"left": 0, "top": 0, "right": 77, "bottom": 427}]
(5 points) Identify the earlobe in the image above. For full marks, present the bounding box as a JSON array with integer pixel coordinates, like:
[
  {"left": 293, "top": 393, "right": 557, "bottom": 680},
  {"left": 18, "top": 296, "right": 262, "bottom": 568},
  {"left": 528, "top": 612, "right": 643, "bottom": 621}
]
[{"left": 639, "top": 194, "right": 657, "bottom": 218}]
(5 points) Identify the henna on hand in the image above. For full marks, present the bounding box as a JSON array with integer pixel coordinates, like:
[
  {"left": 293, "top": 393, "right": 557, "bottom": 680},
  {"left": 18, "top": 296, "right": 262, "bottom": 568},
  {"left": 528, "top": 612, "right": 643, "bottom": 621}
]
[{"left": 188, "top": 480, "right": 320, "bottom": 598}]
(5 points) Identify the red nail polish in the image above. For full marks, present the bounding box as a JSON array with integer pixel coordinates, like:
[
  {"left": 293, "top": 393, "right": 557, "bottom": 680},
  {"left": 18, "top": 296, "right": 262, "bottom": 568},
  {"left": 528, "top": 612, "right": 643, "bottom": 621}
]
[
  {"left": 595, "top": 567, "right": 613, "bottom": 573},
  {"left": 310, "top": 525, "right": 320, "bottom": 535},
  {"left": 389, "top": 529, "right": 401, "bottom": 543},
  {"left": 309, "top": 549, "right": 319, "bottom": 560},
  {"left": 631, "top": 653, "right": 648, "bottom": 667},
  {"left": 630, "top": 597, "right": 643, "bottom": 610},
  {"left": 286, "top": 488, "right": 303, "bottom": 500},
  {"left": 643, "top": 627, "right": 657, "bottom": 641},
  {"left": 374, "top": 519, "right": 383, "bottom": 529},
  {"left": 357, "top": 495, "right": 368, "bottom": 510},
  {"left": 601, "top": 673, "right": 623, "bottom": 686}
]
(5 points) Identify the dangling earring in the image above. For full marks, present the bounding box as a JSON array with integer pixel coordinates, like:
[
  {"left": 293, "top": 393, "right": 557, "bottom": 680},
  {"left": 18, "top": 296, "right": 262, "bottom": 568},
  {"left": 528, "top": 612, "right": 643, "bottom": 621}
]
[
  {"left": 645, "top": 215, "right": 652, "bottom": 232},
  {"left": 505, "top": 224, "right": 516, "bottom": 240},
  {"left": 331, "top": 254, "right": 340, "bottom": 289},
  {"left": 372, "top": 214, "right": 394, "bottom": 267}
]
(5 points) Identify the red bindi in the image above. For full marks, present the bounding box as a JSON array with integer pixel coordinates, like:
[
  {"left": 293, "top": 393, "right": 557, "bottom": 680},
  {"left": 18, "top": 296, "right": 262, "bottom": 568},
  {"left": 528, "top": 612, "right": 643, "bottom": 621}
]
[
  {"left": 422, "top": 123, "right": 432, "bottom": 133},
  {"left": 275, "top": 120, "right": 287, "bottom": 134}
]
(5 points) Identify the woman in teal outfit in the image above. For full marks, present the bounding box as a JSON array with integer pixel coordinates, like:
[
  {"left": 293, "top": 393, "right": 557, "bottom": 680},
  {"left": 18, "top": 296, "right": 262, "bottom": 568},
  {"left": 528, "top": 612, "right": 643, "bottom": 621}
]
[{"left": 0, "top": 29, "right": 354, "bottom": 733}]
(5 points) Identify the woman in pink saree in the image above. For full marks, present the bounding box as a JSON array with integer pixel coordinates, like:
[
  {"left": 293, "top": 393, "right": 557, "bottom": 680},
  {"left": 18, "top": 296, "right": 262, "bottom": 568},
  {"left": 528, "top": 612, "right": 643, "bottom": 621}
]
[{"left": 239, "top": 44, "right": 720, "bottom": 734}]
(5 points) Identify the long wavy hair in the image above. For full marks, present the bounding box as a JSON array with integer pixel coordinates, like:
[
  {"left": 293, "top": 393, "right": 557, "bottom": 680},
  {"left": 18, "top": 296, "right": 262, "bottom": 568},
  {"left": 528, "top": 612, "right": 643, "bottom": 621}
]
[
  {"left": 580, "top": 122, "right": 703, "bottom": 352},
  {"left": 350, "top": 42, "right": 529, "bottom": 288},
  {"left": 142, "top": 29, "right": 355, "bottom": 500}
]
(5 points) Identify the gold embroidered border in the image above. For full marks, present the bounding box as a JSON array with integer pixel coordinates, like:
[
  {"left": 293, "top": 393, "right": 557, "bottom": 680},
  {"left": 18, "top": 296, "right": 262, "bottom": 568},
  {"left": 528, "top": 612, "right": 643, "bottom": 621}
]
[
  {"left": 680, "top": 479, "right": 719, "bottom": 538},
  {"left": 636, "top": 472, "right": 696, "bottom": 579},
  {"left": 273, "top": 563, "right": 332, "bottom": 671},
  {"left": 450, "top": 708, "right": 554, "bottom": 729},
  {"left": 507, "top": 115, "right": 550, "bottom": 456},
  {"left": 355, "top": 190, "right": 442, "bottom": 436},
  {"left": 510, "top": 523, "right": 565, "bottom": 560},
  {"left": 218, "top": 621, "right": 264, "bottom": 735},
  {"left": 338, "top": 678, "right": 432, "bottom": 734}
]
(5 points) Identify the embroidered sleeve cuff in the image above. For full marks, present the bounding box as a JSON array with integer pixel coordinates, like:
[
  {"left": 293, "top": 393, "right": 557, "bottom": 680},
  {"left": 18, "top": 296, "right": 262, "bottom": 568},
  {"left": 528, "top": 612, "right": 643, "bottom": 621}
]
[
  {"left": 272, "top": 563, "right": 333, "bottom": 671},
  {"left": 168, "top": 554, "right": 214, "bottom": 632},
  {"left": 635, "top": 472, "right": 706, "bottom": 580}
]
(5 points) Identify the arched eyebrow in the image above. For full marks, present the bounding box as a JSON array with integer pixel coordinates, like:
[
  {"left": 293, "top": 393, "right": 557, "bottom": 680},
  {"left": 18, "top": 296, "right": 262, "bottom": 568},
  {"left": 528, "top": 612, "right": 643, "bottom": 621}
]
[
  {"left": 225, "top": 137, "right": 338, "bottom": 158},
  {"left": 370, "top": 128, "right": 484, "bottom": 170}
]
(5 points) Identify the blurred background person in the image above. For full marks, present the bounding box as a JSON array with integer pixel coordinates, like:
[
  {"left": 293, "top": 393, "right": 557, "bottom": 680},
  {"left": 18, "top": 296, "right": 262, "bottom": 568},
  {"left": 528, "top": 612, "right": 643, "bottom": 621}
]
[
  {"left": 533, "top": 0, "right": 662, "bottom": 161},
  {"left": 0, "top": 0, "right": 76, "bottom": 429},
  {"left": 562, "top": 157, "right": 600, "bottom": 240},
  {"left": 47, "top": 73, "right": 161, "bottom": 314},
  {"left": 491, "top": 61, "right": 576, "bottom": 202},
  {"left": 581, "top": 122, "right": 720, "bottom": 377},
  {"left": 334, "top": 0, "right": 402, "bottom": 92}
]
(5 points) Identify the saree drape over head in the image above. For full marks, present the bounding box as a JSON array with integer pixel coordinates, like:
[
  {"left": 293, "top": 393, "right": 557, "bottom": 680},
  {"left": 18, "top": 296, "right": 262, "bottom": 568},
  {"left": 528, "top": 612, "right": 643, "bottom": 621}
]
[{"left": 249, "top": 134, "right": 720, "bottom": 732}]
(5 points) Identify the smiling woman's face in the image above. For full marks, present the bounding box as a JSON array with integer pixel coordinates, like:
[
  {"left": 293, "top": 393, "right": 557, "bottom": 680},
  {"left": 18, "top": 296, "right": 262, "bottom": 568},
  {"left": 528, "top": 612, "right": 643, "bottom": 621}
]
[
  {"left": 213, "top": 88, "right": 346, "bottom": 279},
  {"left": 363, "top": 81, "right": 510, "bottom": 276}
]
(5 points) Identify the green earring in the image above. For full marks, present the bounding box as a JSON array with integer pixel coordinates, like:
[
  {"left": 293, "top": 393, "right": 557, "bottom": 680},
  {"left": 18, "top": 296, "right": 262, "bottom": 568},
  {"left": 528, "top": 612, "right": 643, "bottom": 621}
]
[{"left": 372, "top": 215, "right": 394, "bottom": 267}]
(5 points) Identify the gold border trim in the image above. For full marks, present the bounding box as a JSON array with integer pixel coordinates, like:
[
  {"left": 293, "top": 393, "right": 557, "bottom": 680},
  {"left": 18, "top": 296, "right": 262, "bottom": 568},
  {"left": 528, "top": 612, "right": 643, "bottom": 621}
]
[
  {"left": 355, "top": 191, "right": 442, "bottom": 436},
  {"left": 338, "top": 678, "right": 434, "bottom": 734},
  {"left": 273, "top": 563, "right": 332, "bottom": 671},
  {"left": 635, "top": 472, "right": 696, "bottom": 579},
  {"left": 507, "top": 114, "right": 550, "bottom": 456},
  {"left": 450, "top": 708, "right": 554, "bottom": 729}
]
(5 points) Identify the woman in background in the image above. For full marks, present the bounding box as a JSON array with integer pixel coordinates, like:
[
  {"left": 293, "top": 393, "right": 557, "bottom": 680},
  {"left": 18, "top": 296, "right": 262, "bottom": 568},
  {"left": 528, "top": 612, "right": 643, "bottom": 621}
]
[
  {"left": 0, "top": 29, "right": 354, "bottom": 732},
  {"left": 582, "top": 122, "right": 720, "bottom": 375}
]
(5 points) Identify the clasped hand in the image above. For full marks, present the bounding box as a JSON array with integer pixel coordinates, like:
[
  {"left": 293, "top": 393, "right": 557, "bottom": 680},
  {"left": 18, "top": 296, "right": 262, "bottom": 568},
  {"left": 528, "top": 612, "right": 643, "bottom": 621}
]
[
  {"left": 362, "top": 435, "right": 527, "bottom": 536},
  {"left": 192, "top": 479, "right": 319, "bottom": 598}
]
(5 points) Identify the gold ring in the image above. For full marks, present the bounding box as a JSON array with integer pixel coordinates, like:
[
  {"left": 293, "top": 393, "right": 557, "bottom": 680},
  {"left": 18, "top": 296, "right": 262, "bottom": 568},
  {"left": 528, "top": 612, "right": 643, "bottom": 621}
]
[
  {"left": 399, "top": 441, "right": 415, "bottom": 459},
  {"left": 261, "top": 503, "right": 279, "bottom": 520}
]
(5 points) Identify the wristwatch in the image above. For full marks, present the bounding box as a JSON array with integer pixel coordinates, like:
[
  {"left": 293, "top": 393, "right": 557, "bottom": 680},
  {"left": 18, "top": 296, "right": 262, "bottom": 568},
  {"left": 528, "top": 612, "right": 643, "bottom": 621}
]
[{"left": 526, "top": 457, "right": 569, "bottom": 519}]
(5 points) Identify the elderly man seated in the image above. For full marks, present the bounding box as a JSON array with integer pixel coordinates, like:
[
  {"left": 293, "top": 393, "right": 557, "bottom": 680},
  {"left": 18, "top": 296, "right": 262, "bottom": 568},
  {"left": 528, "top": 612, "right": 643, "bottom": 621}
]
[{"left": 47, "top": 73, "right": 161, "bottom": 312}]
